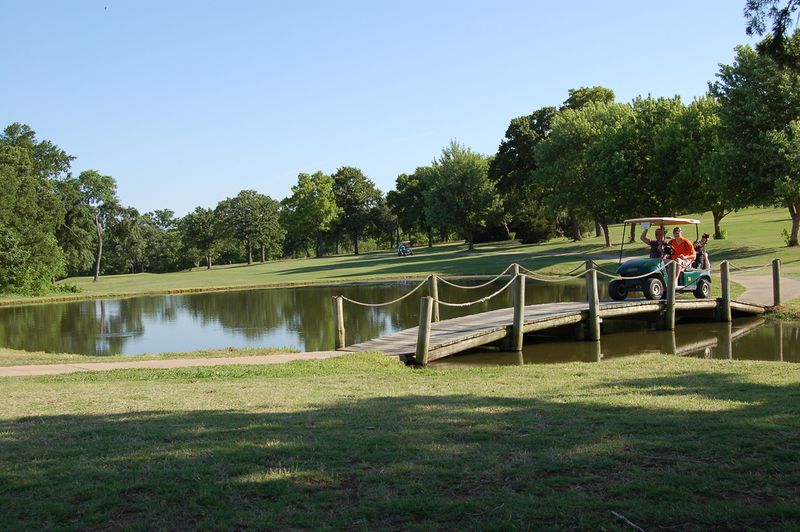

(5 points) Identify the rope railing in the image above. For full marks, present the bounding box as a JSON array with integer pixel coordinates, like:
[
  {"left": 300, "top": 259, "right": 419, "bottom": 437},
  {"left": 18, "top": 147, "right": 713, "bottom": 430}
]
[
  {"left": 594, "top": 260, "right": 674, "bottom": 280},
  {"left": 435, "top": 274, "right": 518, "bottom": 307},
  {"left": 340, "top": 275, "right": 431, "bottom": 307},
  {"left": 518, "top": 264, "right": 586, "bottom": 283},
  {"left": 727, "top": 261, "right": 774, "bottom": 273},
  {"left": 437, "top": 264, "right": 515, "bottom": 289}
]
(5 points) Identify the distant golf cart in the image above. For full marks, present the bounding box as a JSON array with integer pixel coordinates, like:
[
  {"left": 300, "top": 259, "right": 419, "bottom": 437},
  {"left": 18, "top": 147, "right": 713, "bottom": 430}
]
[{"left": 608, "top": 217, "right": 712, "bottom": 301}]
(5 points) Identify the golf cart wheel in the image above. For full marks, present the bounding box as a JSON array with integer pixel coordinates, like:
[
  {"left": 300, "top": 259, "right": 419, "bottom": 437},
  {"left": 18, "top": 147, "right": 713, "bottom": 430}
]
[
  {"left": 608, "top": 280, "right": 628, "bottom": 301},
  {"left": 644, "top": 277, "right": 665, "bottom": 300},
  {"left": 693, "top": 278, "right": 711, "bottom": 299}
]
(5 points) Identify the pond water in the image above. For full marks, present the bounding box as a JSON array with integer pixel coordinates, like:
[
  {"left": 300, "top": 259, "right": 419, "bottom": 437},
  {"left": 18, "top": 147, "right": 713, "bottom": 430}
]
[{"left": 0, "top": 279, "right": 796, "bottom": 363}]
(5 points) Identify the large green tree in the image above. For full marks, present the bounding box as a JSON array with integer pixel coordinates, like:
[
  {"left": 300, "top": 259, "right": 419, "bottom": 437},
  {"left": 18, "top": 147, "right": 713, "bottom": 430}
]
[
  {"left": 180, "top": 207, "right": 218, "bottom": 269},
  {"left": 281, "top": 172, "right": 339, "bottom": 258},
  {"left": 216, "top": 190, "right": 284, "bottom": 264},
  {"left": 425, "top": 141, "right": 501, "bottom": 251},
  {"left": 69, "top": 170, "right": 119, "bottom": 281},
  {"left": 711, "top": 32, "right": 800, "bottom": 245},
  {"left": 386, "top": 168, "right": 435, "bottom": 246},
  {"left": 535, "top": 101, "right": 634, "bottom": 246},
  {"left": 331, "top": 167, "right": 382, "bottom": 255}
]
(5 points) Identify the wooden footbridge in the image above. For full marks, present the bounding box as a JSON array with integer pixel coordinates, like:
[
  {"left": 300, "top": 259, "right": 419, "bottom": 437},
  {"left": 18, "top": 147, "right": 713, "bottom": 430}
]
[{"left": 333, "top": 260, "right": 780, "bottom": 365}]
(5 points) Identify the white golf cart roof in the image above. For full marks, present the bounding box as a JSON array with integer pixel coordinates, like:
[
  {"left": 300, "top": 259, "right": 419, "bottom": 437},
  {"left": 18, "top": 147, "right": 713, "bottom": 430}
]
[{"left": 624, "top": 217, "right": 701, "bottom": 225}]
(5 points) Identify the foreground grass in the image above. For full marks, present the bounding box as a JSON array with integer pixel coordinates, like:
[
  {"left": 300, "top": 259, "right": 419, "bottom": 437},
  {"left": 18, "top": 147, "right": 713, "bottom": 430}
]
[
  {"left": 0, "top": 346, "right": 297, "bottom": 367},
  {"left": 1, "top": 207, "right": 796, "bottom": 305},
  {"left": 2, "top": 353, "right": 799, "bottom": 529}
]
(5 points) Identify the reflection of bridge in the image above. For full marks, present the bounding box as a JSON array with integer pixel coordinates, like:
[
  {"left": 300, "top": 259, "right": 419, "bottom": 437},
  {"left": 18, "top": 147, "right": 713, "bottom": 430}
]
[{"left": 335, "top": 260, "right": 779, "bottom": 365}]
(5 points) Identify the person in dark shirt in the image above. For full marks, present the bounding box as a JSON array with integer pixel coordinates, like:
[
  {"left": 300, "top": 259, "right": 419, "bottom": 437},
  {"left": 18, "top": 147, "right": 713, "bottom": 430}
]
[{"left": 640, "top": 226, "right": 668, "bottom": 259}]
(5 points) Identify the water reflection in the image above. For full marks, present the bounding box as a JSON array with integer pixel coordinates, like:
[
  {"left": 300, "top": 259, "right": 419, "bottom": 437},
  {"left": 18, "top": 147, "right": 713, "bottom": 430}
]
[
  {"left": 432, "top": 317, "right": 800, "bottom": 367},
  {"left": 0, "top": 278, "right": 795, "bottom": 361},
  {"left": 0, "top": 279, "right": 584, "bottom": 355}
]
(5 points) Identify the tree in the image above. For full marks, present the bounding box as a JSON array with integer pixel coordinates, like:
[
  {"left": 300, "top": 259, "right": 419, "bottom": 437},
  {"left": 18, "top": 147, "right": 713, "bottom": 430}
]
[
  {"left": 560, "top": 86, "right": 615, "bottom": 111},
  {"left": 387, "top": 168, "right": 435, "bottom": 246},
  {"left": 216, "top": 190, "right": 284, "bottom": 264},
  {"left": 71, "top": 170, "right": 118, "bottom": 281},
  {"left": 425, "top": 141, "right": 502, "bottom": 251},
  {"left": 535, "top": 101, "right": 634, "bottom": 246},
  {"left": 331, "top": 167, "right": 382, "bottom": 255},
  {"left": 281, "top": 172, "right": 339, "bottom": 258},
  {"left": 711, "top": 32, "right": 800, "bottom": 245},
  {"left": 180, "top": 207, "right": 218, "bottom": 269},
  {"left": 489, "top": 107, "right": 560, "bottom": 243},
  {"left": 745, "top": 0, "right": 800, "bottom": 62},
  {"left": 0, "top": 144, "right": 65, "bottom": 292}
]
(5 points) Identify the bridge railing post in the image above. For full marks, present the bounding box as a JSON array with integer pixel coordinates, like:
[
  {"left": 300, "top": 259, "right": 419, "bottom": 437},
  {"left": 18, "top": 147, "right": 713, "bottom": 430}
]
[
  {"left": 720, "top": 260, "right": 731, "bottom": 322},
  {"left": 773, "top": 258, "right": 782, "bottom": 307},
  {"left": 416, "top": 296, "right": 434, "bottom": 366},
  {"left": 333, "top": 296, "right": 345, "bottom": 349},
  {"left": 511, "top": 273, "right": 526, "bottom": 351},
  {"left": 585, "top": 260, "right": 600, "bottom": 341},
  {"left": 510, "top": 264, "right": 520, "bottom": 308},
  {"left": 664, "top": 261, "right": 676, "bottom": 330},
  {"left": 430, "top": 274, "right": 440, "bottom": 322}
]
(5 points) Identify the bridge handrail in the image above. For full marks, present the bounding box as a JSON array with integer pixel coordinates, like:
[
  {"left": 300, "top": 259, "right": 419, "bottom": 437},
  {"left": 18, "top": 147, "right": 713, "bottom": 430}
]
[
  {"left": 518, "top": 264, "right": 586, "bottom": 282},
  {"left": 435, "top": 274, "right": 518, "bottom": 307},
  {"left": 340, "top": 275, "right": 431, "bottom": 307},
  {"left": 728, "top": 261, "right": 774, "bottom": 273},
  {"left": 437, "top": 264, "right": 515, "bottom": 289}
]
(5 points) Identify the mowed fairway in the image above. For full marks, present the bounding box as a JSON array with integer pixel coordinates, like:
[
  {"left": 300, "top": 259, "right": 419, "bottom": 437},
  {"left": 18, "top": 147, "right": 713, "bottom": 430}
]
[
  {"left": 2, "top": 207, "right": 797, "bottom": 305},
  {"left": 2, "top": 353, "right": 799, "bottom": 529}
]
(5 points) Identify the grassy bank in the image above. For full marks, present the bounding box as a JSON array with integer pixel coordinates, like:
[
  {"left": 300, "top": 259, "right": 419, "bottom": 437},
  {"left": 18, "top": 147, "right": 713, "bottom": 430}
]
[
  {"left": 1, "top": 353, "right": 798, "bottom": 529},
  {"left": 1, "top": 207, "right": 796, "bottom": 305},
  {"left": 0, "top": 346, "right": 296, "bottom": 367}
]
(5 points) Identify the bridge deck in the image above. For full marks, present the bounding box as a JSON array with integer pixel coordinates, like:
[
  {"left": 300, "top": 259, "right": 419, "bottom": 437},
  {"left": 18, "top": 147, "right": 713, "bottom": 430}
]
[{"left": 342, "top": 299, "right": 765, "bottom": 362}]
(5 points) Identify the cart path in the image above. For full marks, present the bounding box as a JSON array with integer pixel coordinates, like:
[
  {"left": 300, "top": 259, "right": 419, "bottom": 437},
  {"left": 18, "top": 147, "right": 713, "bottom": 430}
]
[
  {"left": 735, "top": 274, "right": 800, "bottom": 306},
  {"left": 0, "top": 351, "right": 345, "bottom": 377}
]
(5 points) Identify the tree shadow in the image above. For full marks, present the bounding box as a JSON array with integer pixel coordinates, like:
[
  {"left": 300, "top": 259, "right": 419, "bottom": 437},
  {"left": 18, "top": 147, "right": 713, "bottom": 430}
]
[{"left": 2, "top": 377, "right": 799, "bottom": 529}]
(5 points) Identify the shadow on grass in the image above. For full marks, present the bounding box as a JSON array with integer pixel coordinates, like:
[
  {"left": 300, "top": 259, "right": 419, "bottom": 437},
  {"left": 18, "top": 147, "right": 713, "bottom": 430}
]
[{"left": 1, "top": 377, "right": 799, "bottom": 529}]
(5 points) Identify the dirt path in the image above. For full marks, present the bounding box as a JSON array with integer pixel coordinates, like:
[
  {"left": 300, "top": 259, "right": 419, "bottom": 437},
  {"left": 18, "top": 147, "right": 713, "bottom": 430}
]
[
  {"left": 0, "top": 351, "right": 345, "bottom": 377},
  {"left": 734, "top": 274, "right": 800, "bottom": 306}
]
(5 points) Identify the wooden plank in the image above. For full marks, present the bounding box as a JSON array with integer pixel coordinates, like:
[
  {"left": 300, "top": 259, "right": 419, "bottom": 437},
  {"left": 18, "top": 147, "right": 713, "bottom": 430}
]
[{"left": 343, "top": 297, "right": 767, "bottom": 359}]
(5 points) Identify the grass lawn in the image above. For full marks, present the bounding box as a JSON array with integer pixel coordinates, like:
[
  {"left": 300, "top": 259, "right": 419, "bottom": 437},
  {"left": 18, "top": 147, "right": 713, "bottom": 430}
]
[
  {"left": 1, "top": 207, "right": 797, "bottom": 306},
  {"left": 1, "top": 353, "right": 799, "bottom": 529}
]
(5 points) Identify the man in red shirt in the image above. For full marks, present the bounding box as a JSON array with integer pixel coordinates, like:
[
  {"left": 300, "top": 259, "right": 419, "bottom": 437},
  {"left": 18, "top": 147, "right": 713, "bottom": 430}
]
[{"left": 666, "top": 227, "right": 696, "bottom": 284}]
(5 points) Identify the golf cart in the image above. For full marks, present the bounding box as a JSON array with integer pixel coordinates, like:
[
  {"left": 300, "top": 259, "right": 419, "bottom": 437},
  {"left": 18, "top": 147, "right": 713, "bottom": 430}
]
[{"left": 608, "top": 217, "right": 712, "bottom": 301}]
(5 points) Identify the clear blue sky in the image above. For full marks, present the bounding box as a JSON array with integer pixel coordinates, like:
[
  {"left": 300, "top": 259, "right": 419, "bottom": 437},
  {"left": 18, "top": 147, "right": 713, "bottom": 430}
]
[{"left": 1, "top": 1, "right": 758, "bottom": 216}]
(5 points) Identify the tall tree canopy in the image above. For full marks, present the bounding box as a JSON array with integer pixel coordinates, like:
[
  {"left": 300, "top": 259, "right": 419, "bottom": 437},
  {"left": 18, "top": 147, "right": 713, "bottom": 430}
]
[
  {"left": 216, "top": 190, "right": 284, "bottom": 264},
  {"left": 331, "top": 166, "right": 382, "bottom": 255},
  {"left": 712, "top": 31, "right": 800, "bottom": 245},
  {"left": 281, "top": 172, "right": 339, "bottom": 258},
  {"left": 425, "top": 141, "right": 501, "bottom": 251}
]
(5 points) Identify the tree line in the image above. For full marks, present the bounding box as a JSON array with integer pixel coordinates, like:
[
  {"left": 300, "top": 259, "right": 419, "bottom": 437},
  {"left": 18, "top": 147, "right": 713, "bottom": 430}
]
[{"left": 2, "top": 17, "right": 800, "bottom": 295}]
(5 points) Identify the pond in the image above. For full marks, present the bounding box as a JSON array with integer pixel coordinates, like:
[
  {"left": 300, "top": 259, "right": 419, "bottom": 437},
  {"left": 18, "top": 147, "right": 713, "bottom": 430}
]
[{"left": 0, "top": 279, "right": 797, "bottom": 363}]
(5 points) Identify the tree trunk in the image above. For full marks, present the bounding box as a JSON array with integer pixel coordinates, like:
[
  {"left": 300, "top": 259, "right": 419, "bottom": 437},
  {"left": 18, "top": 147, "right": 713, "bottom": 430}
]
[
  {"left": 713, "top": 210, "right": 727, "bottom": 240},
  {"left": 206, "top": 255, "right": 212, "bottom": 269},
  {"left": 439, "top": 227, "right": 448, "bottom": 242},
  {"left": 594, "top": 219, "right": 602, "bottom": 237},
  {"left": 353, "top": 232, "right": 360, "bottom": 255},
  {"left": 789, "top": 202, "right": 799, "bottom": 247},
  {"left": 261, "top": 243, "right": 265, "bottom": 262},
  {"left": 427, "top": 226, "right": 433, "bottom": 248},
  {"left": 569, "top": 210, "right": 582, "bottom": 241},
  {"left": 600, "top": 216, "right": 611, "bottom": 247},
  {"left": 629, "top": 222, "right": 637, "bottom": 243},
  {"left": 93, "top": 213, "right": 103, "bottom": 282},
  {"left": 316, "top": 234, "right": 324, "bottom": 258},
  {"left": 247, "top": 239, "right": 253, "bottom": 264}
]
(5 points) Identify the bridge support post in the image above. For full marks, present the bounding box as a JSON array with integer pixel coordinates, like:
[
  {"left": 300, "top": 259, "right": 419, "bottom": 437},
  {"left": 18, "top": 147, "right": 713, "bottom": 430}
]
[
  {"left": 333, "top": 296, "right": 345, "bottom": 349},
  {"left": 772, "top": 258, "right": 782, "bottom": 306},
  {"left": 585, "top": 260, "right": 600, "bottom": 341},
  {"left": 664, "top": 261, "right": 676, "bottom": 330},
  {"left": 511, "top": 264, "right": 520, "bottom": 308},
  {"left": 416, "top": 296, "right": 434, "bottom": 366},
  {"left": 719, "top": 260, "right": 731, "bottom": 322},
  {"left": 511, "top": 273, "right": 526, "bottom": 351},
  {"left": 430, "top": 274, "right": 440, "bottom": 322}
]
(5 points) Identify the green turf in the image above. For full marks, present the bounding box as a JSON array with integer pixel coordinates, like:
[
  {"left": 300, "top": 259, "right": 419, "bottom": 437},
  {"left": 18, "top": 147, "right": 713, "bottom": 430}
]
[
  {"left": 1, "top": 353, "right": 798, "bottom": 529},
  {"left": 1, "top": 207, "right": 795, "bottom": 306}
]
